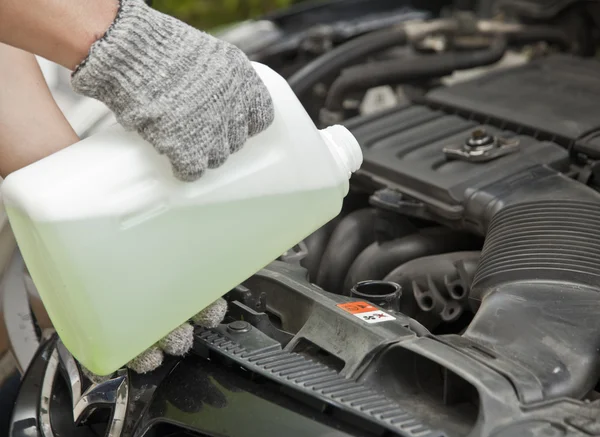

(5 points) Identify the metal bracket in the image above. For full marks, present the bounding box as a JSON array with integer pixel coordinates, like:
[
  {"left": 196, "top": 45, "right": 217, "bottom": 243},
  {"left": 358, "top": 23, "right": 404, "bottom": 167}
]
[{"left": 443, "top": 128, "right": 520, "bottom": 163}]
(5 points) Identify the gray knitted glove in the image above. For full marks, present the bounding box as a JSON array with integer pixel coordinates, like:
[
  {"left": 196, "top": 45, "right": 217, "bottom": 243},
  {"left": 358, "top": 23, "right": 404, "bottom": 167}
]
[
  {"left": 127, "top": 297, "right": 228, "bottom": 374},
  {"left": 83, "top": 298, "right": 228, "bottom": 380},
  {"left": 71, "top": 0, "right": 274, "bottom": 181}
]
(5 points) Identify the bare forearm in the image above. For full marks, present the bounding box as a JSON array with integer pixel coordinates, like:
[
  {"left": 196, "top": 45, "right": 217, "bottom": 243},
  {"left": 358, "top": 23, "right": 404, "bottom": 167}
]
[
  {"left": 0, "top": 44, "right": 79, "bottom": 177},
  {"left": 0, "top": 0, "right": 118, "bottom": 70}
]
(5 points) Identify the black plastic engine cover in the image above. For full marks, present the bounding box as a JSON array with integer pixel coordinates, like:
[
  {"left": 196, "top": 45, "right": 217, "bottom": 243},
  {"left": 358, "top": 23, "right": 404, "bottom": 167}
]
[
  {"left": 345, "top": 55, "right": 600, "bottom": 232},
  {"left": 492, "top": 0, "right": 600, "bottom": 18},
  {"left": 426, "top": 55, "right": 600, "bottom": 154},
  {"left": 346, "top": 105, "right": 569, "bottom": 231}
]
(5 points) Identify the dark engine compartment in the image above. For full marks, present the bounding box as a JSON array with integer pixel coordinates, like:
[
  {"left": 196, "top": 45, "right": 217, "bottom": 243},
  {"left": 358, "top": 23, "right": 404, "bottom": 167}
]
[
  {"left": 279, "top": 52, "right": 600, "bottom": 436},
  {"left": 9, "top": 1, "right": 600, "bottom": 436}
]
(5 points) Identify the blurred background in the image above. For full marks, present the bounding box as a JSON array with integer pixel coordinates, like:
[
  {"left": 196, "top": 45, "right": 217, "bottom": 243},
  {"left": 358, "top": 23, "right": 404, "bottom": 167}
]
[{"left": 154, "top": 0, "right": 308, "bottom": 30}]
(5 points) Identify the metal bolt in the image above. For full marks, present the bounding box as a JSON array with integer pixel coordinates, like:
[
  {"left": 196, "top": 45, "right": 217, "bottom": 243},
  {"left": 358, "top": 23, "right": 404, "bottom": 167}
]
[
  {"left": 227, "top": 320, "right": 251, "bottom": 333},
  {"left": 466, "top": 128, "right": 495, "bottom": 149}
]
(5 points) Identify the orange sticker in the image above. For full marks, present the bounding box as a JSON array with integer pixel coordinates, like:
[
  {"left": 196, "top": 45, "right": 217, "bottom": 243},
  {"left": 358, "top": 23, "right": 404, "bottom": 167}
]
[
  {"left": 337, "top": 301, "right": 378, "bottom": 314},
  {"left": 337, "top": 301, "right": 396, "bottom": 324}
]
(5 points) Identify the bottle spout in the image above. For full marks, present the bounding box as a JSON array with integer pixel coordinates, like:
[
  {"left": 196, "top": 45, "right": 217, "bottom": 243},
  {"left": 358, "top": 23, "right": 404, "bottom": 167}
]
[{"left": 320, "top": 125, "right": 363, "bottom": 177}]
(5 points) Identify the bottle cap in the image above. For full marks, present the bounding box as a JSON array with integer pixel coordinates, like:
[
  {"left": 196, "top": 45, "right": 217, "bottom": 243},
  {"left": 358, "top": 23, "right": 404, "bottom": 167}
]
[{"left": 320, "top": 125, "right": 363, "bottom": 176}]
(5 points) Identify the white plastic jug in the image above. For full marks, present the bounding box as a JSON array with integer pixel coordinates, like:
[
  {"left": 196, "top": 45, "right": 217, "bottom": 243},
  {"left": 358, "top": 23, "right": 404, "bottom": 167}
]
[{"left": 1, "top": 62, "right": 362, "bottom": 375}]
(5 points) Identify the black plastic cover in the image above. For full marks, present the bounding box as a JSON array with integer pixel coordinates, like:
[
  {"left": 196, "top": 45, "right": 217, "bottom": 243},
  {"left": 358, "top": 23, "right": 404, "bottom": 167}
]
[
  {"left": 345, "top": 104, "right": 569, "bottom": 230},
  {"left": 426, "top": 55, "right": 600, "bottom": 156},
  {"left": 493, "top": 0, "right": 598, "bottom": 18},
  {"left": 12, "top": 261, "right": 600, "bottom": 437}
]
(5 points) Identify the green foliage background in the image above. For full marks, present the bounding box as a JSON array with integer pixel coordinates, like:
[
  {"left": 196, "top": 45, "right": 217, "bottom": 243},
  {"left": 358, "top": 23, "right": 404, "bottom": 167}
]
[{"left": 153, "top": 0, "right": 306, "bottom": 30}]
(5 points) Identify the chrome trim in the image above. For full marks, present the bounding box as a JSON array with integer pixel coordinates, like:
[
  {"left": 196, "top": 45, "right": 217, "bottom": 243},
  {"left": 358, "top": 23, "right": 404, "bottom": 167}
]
[
  {"left": 77, "top": 371, "right": 128, "bottom": 437},
  {"left": 56, "top": 340, "right": 82, "bottom": 413},
  {"left": 40, "top": 348, "right": 59, "bottom": 437},
  {"left": 40, "top": 340, "right": 128, "bottom": 437}
]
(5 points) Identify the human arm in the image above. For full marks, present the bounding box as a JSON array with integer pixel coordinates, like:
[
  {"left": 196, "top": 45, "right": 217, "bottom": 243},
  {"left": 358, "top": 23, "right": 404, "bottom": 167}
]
[
  {"left": 0, "top": 0, "right": 118, "bottom": 71},
  {"left": 0, "top": 43, "right": 79, "bottom": 177},
  {"left": 0, "top": 0, "right": 274, "bottom": 182}
]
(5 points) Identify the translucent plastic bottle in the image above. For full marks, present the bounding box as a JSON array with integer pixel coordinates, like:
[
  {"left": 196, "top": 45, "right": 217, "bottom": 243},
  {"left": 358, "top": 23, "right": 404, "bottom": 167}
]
[{"left": 1, "top": 62, "right": 362, "bottom": 375}]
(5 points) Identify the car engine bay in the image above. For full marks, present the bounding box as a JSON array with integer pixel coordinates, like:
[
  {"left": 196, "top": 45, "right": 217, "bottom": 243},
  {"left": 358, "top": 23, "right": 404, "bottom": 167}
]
[{"left": 7, "top": 0, "right": 600, "bottom": 436}]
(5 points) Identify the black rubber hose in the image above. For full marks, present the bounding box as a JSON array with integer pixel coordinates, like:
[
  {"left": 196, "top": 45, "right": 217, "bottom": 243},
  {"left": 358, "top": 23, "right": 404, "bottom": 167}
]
[
  {"left": 324, "top": 35, "right": 507, "bottom": 112},
  {"left": 343, "top": 228, "right": 482, "bottom": 293},
  {"left": 465, "top": 168, "right": 600, "bottom": 400},
  {"left": 287, "top": 26, "right": 408, "bottom": 99},
  {"left": 300, "top": 218, "right": 341, "bottom": 282},
  {"left": 384, "top": 251, "right": 480, "bottom": 329},
  {"left": 506, "top": 26, "right": 571, "bottom": 51},
  {"left": 316, "top": 208, "right": 377, "bottom": 294}
]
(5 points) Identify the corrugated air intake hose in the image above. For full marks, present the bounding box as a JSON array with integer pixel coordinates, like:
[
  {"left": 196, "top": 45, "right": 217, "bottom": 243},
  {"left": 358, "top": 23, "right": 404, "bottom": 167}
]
[{"left": 465, "top": 166, "right": 600, "bottom": 400}]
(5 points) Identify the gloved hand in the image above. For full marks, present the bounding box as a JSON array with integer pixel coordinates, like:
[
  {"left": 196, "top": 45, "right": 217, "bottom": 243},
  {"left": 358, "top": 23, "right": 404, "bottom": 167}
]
[
  {"left": 71, "top": 0, "right": 272, "bottom": 379},
  {"left": 126, "top": 297, "right": 228, "bottom": 374},
  {"left": 83, "top": 297, "right": 228, "bottom": 382},
  {"left": 71, "top": 0, "right": 274, "bottom": 181}
]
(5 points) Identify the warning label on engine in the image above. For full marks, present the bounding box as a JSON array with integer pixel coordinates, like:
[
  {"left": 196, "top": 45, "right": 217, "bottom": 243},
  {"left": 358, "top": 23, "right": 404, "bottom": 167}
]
[{"left": 337, "top": 301, "right": 395, "bottom": 324}]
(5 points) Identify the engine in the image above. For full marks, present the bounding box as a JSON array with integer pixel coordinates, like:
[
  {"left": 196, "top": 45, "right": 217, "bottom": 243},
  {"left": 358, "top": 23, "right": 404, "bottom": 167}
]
[
  {"left": 7, "top": 1, "right": 600, "bottom": 437},
  {"left": 262, "top": 52, "right": 600, "bottom": 436}
]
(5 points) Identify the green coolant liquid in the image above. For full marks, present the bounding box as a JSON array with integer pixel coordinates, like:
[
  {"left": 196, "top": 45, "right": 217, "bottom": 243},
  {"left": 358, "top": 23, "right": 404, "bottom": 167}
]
[{"left": 7, "top": 186, "right": 343, "bottom": 375}]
